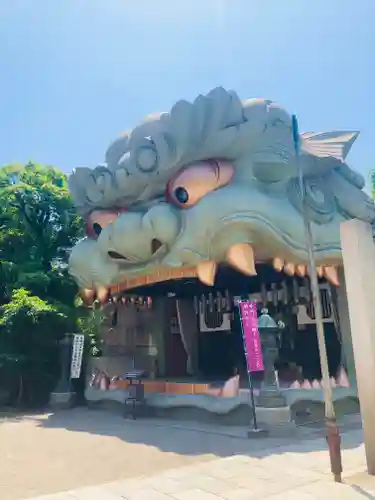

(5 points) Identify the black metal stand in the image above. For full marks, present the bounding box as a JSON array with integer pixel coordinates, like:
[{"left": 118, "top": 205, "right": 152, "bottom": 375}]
[{"left": 123, "top": 370, "right": 145, "bottom": 420}]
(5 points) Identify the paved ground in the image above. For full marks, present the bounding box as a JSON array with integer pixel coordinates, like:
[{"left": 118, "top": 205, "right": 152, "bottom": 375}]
[
  {"left": 1, "top": 409, "right": 220, "bottom": 500},
  {"left": 24, "top": 428, "right": 375, "bottom": 499},
  {"left": 1, "top": 408, "right": 372, "bottom": 500}
]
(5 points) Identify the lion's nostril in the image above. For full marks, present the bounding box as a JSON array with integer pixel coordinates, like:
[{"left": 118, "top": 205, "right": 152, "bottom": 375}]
[
  {"left": 108, "top": 251, "right": 128, "bottom": 260},
  {"left": 151, "top": 238, "right": 163, "bottom": 254}
]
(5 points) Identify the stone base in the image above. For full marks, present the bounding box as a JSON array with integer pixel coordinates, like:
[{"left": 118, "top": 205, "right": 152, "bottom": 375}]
[
  {"left": 49, "top": 391, "right": 76, "bottom": 410},
  {"left": 84, "top": 388, "right": 294, "bottom": 427},
  {"left": 257, "top": 389, "right": 287, "bottom": 408},
  {"left": 247, "top": 427, "right": 269, "bottom": 438},
  {"left": 256, "top": 405, "right": 292, "bottom": 426}
]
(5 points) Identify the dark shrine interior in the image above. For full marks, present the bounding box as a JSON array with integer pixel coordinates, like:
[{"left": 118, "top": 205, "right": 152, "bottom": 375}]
[{"left": 119, "top": 263, "right": 341, "bottom": 383}]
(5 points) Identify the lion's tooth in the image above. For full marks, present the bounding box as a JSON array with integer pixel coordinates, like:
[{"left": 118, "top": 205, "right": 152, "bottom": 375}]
[
  {"left": 301, "top": 379, "right": 312, "bottom": 389},
  {"left": 336, "top": 367, "right": 350, "bottom": 387},
  {"left": 226, "top": 244, "right": 257, "bottom": 276},
  {"left": 290, "top": 380, "right": 301, "bottom": 389},
  {"left": 296, "top": 264, "right": 306, "bottom": 277},
  {"left": 284, "top": 262, "right": 295, "bottom": 276},
  {"left": 96, "top": 286, "right": 109, "bottom": 304},
  {"left": 79, "top": 288, "right": 95, "bottom": 305},
  {"left": 316, "top": 266, "right": 324, "bottom": 278},
  {"left": 196, "top": 261, "right": 217, "bottom": 286},
  {"left": 273, "top": 257, "right": 284, "bottom": 272},
  {"left": 324, "top": 266, "right": 340, "bottom": 286}
]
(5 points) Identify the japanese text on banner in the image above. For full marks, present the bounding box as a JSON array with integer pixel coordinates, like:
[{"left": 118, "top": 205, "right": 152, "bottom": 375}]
[{"left": 239, "top": 301, "right": 264, "bottom": 373}]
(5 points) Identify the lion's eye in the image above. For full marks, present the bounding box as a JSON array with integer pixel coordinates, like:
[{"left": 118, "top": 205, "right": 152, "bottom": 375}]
[
  {"left": 165, "top": 159, "right": 234, "bottom": 209},
  {"left": 174, "top": 187, "right": 189, "bottom": 204},
  {"left": 92, "top": 222, "right": 102, "bottom": 236},
  {"left": 85, "top": 209, "right": 126, "bottom": 239}
]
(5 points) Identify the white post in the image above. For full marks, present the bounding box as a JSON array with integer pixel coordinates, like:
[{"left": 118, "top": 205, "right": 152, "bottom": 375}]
[{"left": 341, "top": 218, "right": 375, "bottom": 474}]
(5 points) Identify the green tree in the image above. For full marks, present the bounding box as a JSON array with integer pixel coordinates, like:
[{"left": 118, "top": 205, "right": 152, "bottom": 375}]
[
  {"left": 0, "top": 162, "right": 84, "bottom": 305},
  {"left": 0, "top": 162, "right": 90, "bottom": 406},
  {"left": 0, "top": 289, "right": 75, "bottom": 406},
  {"left": 77, "top": 306, "right": 105, "bottom": 358},
  {"left": 0, "top": 162, "right": 83, "bottom": 277}
]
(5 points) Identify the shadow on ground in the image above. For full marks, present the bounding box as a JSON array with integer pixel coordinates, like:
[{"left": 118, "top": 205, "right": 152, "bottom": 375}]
[
  {"left": 0, "top": 407, "right": 367, "bottom": 500},
  {"left": 24, "top": 406, "right": 364, "bottom": 460},
  {"left": 351, "top": 485, "right": 375, "bottom": 499}
]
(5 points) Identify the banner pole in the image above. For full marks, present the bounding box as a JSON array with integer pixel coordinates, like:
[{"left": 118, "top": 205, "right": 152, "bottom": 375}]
[{"left": 238, "top": 301, "right": 266, "bottom": 436}]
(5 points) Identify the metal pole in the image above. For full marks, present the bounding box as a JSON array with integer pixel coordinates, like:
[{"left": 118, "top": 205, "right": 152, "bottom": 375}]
[
  {"left": 238, "top": 302, "right": 259, "bottom": 432},
  {"left": 292, "top": 115, "right": 343, "bottom": 482}
]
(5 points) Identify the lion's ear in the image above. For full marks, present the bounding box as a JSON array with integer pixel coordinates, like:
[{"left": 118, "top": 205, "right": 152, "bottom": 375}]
[
  {"left": 331, "top": 169, "right": 375, "bottom": 223},
  {"left": 301, "top": 131, "right": 359, "bottom": 162}
]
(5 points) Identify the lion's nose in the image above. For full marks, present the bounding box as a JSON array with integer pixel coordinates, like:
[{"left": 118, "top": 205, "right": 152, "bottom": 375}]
[
  {"left": 142, "top": 204, "right": 180, "bottom": 244},
  {"left": 151, "top": 238, "right": 163, "bottom": 254},
  {"left": 107, "top": 238, "right": 163, "bottom": 261},
  {"left": 107, "top": 250, "right": 128, "bottom": 260}
]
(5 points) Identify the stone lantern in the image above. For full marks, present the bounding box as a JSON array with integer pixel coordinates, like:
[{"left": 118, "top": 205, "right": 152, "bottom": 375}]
[{"left": 257, "top": 309, "right": 286, "bottom": 408}]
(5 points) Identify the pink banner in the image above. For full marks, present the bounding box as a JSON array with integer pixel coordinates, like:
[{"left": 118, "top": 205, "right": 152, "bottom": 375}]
[{"left": 239, "top": 301, "right": 264, "bottom": 373}]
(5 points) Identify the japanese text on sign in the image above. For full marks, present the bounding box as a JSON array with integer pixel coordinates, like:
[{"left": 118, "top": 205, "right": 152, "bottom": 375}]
[{"left": 70, "top": 334, "right": 85, "bottom": 379}]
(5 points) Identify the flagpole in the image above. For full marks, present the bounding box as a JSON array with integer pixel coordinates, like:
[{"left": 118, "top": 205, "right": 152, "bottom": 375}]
[
  {"left": 238, "top": 301, "right": 267, "bottom": 437},
  {"left": 292, "top": 115, "right": 343, "bottom": 482},
  {"left": 238, "top": 302, "right": 259, "bottom": 432}
]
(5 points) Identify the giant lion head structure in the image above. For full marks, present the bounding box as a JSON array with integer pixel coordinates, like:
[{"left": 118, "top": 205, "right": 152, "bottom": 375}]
[{"left": 68, "top": 87, "right": 375, "bottom": 302}]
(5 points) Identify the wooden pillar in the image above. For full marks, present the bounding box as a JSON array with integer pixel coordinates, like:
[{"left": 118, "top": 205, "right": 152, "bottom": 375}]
[
  {"left": 150, "top": 297, "right": 169, "bottom": 377},
  {"left": 335, "top": 267, "right": 357, "bottom": 386},
  {"left": 176, "top": 298, "right": 199, "bottom": 376},
  {"left": 341, "top": 218, "right": 375, "bottom": 474}
]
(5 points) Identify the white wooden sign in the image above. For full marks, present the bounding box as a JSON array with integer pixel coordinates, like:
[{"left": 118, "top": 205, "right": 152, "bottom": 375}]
[{"left": 70, "top": 334, "right": 85, "bottom": 379}]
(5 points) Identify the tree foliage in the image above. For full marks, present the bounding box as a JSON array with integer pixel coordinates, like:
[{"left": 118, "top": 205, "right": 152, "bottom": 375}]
[
  {"left": 0, "top": 289, "right": 74, "bottom": 406},
  {"left": 0, "top": 162, "right": 82, "bottom": 277},
  {"left": 0, "top": 162, "right": 97, "bottom": 407}
]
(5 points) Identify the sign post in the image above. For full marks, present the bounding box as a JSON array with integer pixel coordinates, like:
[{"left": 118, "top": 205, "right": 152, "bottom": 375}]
[
  {"left": 238, "top": 300, "right": 267, "bottom": 436},
  {"left": 70, "top": 334, "right": 85, "bottom": 380}
]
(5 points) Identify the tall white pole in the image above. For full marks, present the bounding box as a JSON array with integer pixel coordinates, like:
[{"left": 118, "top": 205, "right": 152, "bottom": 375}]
[{"left": 292, "top": 115, "right": 342, "bottom": 482}]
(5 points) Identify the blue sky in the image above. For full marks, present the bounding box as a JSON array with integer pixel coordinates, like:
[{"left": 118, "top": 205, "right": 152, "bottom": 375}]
[{"left": 1, "top": 0, "right": 374, "bottom": 182}]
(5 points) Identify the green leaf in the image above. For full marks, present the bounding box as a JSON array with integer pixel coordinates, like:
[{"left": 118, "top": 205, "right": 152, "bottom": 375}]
[{"left": 0, "top": 162, "right": 89, "bottom": 406}]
